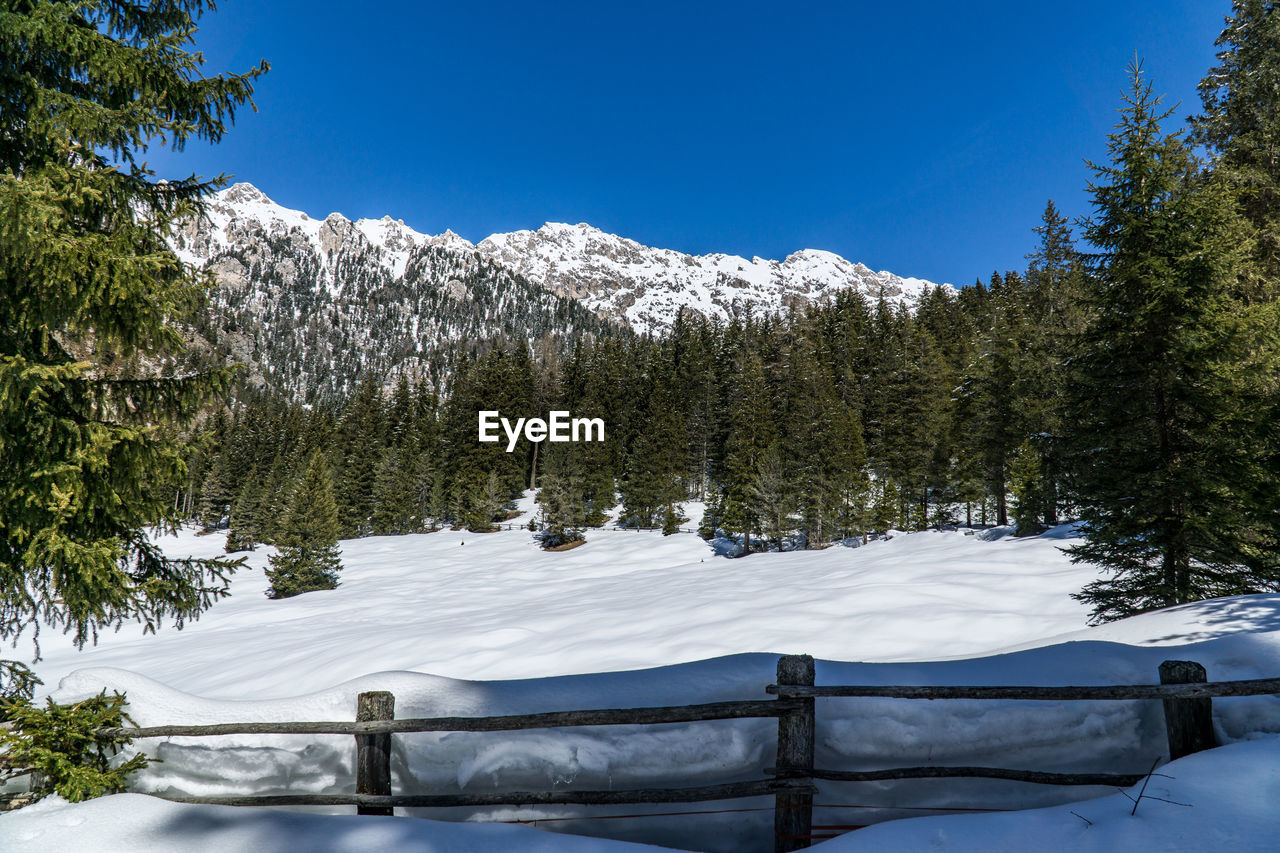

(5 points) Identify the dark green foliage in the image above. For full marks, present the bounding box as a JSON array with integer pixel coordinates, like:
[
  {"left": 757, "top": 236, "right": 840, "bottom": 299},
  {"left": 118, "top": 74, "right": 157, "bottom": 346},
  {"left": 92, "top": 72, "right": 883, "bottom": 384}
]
[
  {"left": 622, "top": 355, "right": 687, "bottom": 527},
  {"left": 465, "top": 470, "right": 508, "bottom": 532},
  {"left": 266, "top": 453, "right": 342, "bottom": 598},
  {"left": 721, "top": 351, "right": 776, "bottom": 552},
  {"left": 225, "top": 480, "right": 261, "bottom": 552},
  {"left": 537, "top": 464, "right": 585, "bottom": 548},
  {"left": 0, "top": 691, "right": 150, "bottom": 802},
  {"left": 752, "top": 444, "right": 793, "bottom": 549},
  {"left": 0, "top": 1, "right": 264, "bottom": 652},
  {"left": 1064, "top": 63, "right": 1280, "bottom": 621},
  {"left": 661, "top": 504, "right": 681, "bottom": 536},
  {"left": 370, "top": 450, "right": 419, "bottom": 535},
  {"left": 0, "top": 661, "right": 40, "bottom": 705},
  {"left": 1193, "top": 0, "right": 1280, "bottom": 292},
  {"left": 698, "top": 490, "right": 725, "bottom": 540},
  {"left": 335, "top": 380, "right": 386, "bottom": 537},
  {"left": 1010, "top": 439, "right": 1051, "bottom": 537}
]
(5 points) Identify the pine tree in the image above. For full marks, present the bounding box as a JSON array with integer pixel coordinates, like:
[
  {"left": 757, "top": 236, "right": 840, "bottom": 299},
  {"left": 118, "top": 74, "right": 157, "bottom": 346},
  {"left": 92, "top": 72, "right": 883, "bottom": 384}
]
[
  {"left": 1018, "top": 201, "right": 1087, "bottom": 531},
  {"left": 721, "top": 351, "right": 776, "bottom": 553},
  {"left": 809, "top": 388, "right": 869, "bottom": 544},
  {"left": 466, "top": 469, "right": 506, "bottom": 532},
  {"left": 370, "top": 449, "right": 419, "bottom": 535},
  {"left": 621, "top": 357, "right": 687, "bottom": 527},
  {"left": 1009, "top": 439, "right": 1052, "bottom": 537},
  {"left": 225, "top": 479, "right": 262, "bottom": 553},
  {"left": 537, "top": 463, "right": 585, "bottom": 548},
  {"left": 0, "top": 1, "right": 266, "bottom": 688},
  {"left": 751, "top": 444, "right": 793, "bottom": 550},
  {"left": 960, "top": 273, "right": 1028, "bottom": 527},
  {"left": 334, "top": 380, "right": 385, "bottom": 537},
  {"left": 266, "top": 454, "right": 342, "bottom": 599},
  {"left": 1193, "top": 0, "right": 1280, "bottom": 293},
  {"left": 661, "top": 503, "right": 681, "bottom": 536},
  {"left": 1065, "top": 63, "right": 1280, "bottom": 621}
]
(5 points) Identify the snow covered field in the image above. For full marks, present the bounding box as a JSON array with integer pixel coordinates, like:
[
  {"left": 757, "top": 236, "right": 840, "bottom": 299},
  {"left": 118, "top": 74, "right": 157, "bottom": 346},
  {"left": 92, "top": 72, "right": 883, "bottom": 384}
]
[{"left": 4, "top": 494, "right": 1280, "bottom": 851}]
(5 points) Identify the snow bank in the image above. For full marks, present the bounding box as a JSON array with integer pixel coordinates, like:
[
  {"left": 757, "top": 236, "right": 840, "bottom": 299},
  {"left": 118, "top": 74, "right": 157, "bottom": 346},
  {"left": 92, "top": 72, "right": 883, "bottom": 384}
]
[
  {"left": 813, "top": 737, "right": 1280, "bottom": 852},
  {"left": 37, "top": 619, "right": 1280, "bottom": 852},
  {"left": 10, "top": 511, "right": 1280, "bottom": 851},
  {"left": 0, "top": 793, "right": 675, "bottom": 853},
  {"left": 27, "top": 509, "right": 1115, "bottom": 699}
]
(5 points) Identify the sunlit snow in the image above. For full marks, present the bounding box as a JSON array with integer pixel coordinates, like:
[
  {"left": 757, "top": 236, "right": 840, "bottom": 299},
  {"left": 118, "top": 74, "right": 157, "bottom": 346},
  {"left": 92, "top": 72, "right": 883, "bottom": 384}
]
[{"left": 5, "top": 493, "right": 1279, "bottom": 852}]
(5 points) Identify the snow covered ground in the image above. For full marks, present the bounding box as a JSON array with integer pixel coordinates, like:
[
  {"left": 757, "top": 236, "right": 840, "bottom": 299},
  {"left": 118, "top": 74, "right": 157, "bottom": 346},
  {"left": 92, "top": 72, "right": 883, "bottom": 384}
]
[{"left": 4, "top": 493, "right": 1280, "bottom": 851}]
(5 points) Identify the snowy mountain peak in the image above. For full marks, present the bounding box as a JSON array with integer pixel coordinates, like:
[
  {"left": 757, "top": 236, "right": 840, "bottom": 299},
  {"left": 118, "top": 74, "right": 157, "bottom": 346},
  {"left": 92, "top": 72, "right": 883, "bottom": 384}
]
[
  {"left": 425, "top": 228, "right": 477, "bottom": 253},
  {"left": 478, "top": 220, "right": 954, "bottom": 332},
  {"left": 178, "top": 183, "right": 953, "bottom": 336}
]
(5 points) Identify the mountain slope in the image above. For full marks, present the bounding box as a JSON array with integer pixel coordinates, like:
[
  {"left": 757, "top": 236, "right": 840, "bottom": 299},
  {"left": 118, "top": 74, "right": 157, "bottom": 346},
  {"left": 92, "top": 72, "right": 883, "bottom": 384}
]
[
  {"left": 174, "top": 184, "right": 952, "bottom": 398},
  {"left": 173, "top": 184, "right": 610, "bottom": 402},
  {"left": 478, "top": 221, "right": 952, "bottom": 332}
]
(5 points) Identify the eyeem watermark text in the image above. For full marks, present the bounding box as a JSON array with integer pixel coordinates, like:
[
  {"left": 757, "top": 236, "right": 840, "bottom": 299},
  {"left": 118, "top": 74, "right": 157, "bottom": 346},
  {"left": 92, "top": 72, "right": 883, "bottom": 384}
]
[{"left": 479, "top": 411, "right": 605, "bottom": 453}]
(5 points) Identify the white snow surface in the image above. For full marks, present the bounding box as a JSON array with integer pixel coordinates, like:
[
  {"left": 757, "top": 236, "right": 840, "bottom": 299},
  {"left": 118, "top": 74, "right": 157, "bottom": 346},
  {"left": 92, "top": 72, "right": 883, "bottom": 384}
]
[
  {"left": 6, "top": 496, "right": 1280, "bottom": 851},
  {"left": 0, "top": 793, "right": 672, "bottom": 853},
  {"left": 174, "top": 184, "right": 952, "bottom": 332},
  {"left": 816, "top": 738, "right": 1280, "bottom": 852}
]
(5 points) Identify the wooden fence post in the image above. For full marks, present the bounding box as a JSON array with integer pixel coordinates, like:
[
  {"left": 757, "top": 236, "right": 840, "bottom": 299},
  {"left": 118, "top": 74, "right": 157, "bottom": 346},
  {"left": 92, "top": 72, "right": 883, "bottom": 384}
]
[
  {"left": 356, "top": 691, "right": 395, "bottom": 816},
  {"left": 774, "top": 654, "right": 815, "bottom": 852},
  {"left": 1158, "top": 660, "right": 1214, "bottom": 760}
]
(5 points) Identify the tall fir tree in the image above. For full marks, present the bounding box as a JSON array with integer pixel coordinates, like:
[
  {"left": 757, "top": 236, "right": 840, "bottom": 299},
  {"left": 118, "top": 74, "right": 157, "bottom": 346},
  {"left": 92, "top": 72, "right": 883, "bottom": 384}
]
[
  {"left": 536, "top": 458, "right": 586, "bottom": 548},
  {"left": 1193, "top": 0, "right": 1280, "bottom": 295},
  {"left": 0, "top": 0, "right": 265, "bottom": 692},
  {"left": 1018, "top": 201, "right": 1086, "bottom": 532},
  {"left": 266, "top": 453, "right": 342, "bottom": 599},
  {"left": 334, "top": 380, "right": 385, "bottom": 537},
  {"left": 621, "top": 355, "right": 687, "bottom": 527},
  {"left": 721, "top": 351, "right": 776, "bottom": 553},
  {"left": 1065, "top": 63, "right": 1280, "bottom": 621}
]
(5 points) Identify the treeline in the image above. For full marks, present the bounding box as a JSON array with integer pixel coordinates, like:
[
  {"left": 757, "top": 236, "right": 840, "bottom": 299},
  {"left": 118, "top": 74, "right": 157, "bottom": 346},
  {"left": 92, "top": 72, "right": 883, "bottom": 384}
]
[{"left": 185, "top": 202, "right": 1084, "bottom": 554}]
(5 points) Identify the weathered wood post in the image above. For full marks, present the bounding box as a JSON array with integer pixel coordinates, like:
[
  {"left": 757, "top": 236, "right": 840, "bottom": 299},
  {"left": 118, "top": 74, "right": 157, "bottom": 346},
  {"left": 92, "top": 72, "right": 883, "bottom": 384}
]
[
  {"left": 1159, "top": 660, "right": 1215, "bottom": 760},
  {"left": 356, "top": 691, "right": 395, "bottom": 816},
  {"left": 774, "top": 654, "right": 815, "bottom": 852}
]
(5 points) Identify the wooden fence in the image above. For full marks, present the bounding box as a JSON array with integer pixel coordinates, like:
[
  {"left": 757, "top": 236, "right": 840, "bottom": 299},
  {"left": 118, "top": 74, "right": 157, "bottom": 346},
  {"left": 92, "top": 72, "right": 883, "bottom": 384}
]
[{"left": 89, "top": 656, "right": 1280, "bottom": 852}]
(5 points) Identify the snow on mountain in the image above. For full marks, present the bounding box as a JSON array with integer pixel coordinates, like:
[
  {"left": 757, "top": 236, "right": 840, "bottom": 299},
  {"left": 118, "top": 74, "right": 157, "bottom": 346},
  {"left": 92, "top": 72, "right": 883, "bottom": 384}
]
[
  {"left": 478, "top": 222, "right": 954, "bottom": 333},
  {"left": 178, "top": 184, "right": 952, "bottom": 339},
  {"left": 173, "top": 182, "right": 434, "bottom": 288},
  {"left": 170, "top": 184, "right": 609, "bottom": 402}
]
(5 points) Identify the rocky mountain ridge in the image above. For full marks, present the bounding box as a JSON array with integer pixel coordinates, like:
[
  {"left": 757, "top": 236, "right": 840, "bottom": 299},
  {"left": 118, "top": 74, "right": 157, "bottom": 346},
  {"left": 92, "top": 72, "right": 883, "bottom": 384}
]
[
  {"left": 172, "top": 184, "right": 608, "bottom": 402},
  {"left": 171, "top": 183, "right": 952, "bottom": 400},
  {"left": 477, "top": 222, "right": 951, "bottom": 332},
  {"left": 180, "top": 184, "right": 951, "bottom": 333}
]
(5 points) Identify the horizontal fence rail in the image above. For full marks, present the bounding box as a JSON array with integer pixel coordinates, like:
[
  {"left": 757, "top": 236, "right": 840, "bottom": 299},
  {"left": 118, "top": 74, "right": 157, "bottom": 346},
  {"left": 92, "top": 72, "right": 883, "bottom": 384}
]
[
  {"left": 768, "top": 765, "right": 1148, "bottom": 787},
  {"left": 37, "top": 656, "right": 1269, "bottom": 852},
  {"left": 767, "top": 677, "right": 1280, "bottom": 701},
  {"left": 97, "top": 699, "right": 792, "bottom": 739},
  {"left": 154, "top": 779, "right": 817, "bottom": 809}
]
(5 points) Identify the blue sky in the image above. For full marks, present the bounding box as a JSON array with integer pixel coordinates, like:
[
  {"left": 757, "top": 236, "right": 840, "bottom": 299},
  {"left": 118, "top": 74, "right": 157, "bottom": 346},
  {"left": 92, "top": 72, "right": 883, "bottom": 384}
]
[{"left": 152, "top": 1, "right": 1226, "bottom": 286}]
